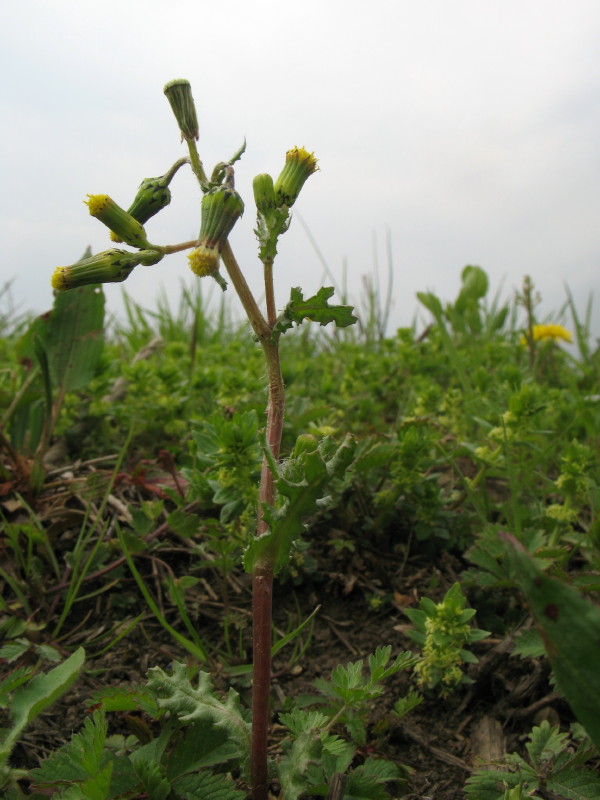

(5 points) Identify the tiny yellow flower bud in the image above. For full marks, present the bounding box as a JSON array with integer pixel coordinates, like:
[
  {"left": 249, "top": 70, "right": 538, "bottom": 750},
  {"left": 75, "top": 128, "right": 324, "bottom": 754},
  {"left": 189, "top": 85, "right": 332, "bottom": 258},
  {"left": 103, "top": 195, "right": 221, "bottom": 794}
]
[
  {"left": 85, "top": 194, "right": 153, "bottom": 249},
  {"left": 163, "top": 79, "right": 199, "bottom": 141},
  {"left": 51, "top": 249, "right": 163, "bottom": 292},
  {"left": 274, "top": 146, "right": 319, "bottom": 207}
]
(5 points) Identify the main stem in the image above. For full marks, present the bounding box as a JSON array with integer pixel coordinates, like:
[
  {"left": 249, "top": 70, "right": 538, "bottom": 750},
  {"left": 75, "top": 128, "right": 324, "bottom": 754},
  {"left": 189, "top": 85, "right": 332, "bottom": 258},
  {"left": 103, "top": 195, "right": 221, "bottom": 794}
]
[
  {"left": 220, "top": 243, "right": 283, "bottom": 800},
  {"left": 251, "top": 340, "right": 284, "bottom": 800}
]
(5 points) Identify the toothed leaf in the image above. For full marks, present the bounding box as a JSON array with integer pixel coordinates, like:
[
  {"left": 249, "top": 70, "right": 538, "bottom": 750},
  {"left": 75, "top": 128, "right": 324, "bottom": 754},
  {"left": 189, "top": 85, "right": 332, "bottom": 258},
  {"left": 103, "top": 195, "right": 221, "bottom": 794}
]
[{"left": 273, "top": 286, "right": 357, "bottom": 339}]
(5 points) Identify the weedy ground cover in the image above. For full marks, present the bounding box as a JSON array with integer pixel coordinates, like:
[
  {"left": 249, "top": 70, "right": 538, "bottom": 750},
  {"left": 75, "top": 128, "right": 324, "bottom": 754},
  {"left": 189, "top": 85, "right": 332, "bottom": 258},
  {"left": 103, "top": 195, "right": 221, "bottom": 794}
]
[{"left": 1, "top": 80, "right": 600, "bottom": 799}]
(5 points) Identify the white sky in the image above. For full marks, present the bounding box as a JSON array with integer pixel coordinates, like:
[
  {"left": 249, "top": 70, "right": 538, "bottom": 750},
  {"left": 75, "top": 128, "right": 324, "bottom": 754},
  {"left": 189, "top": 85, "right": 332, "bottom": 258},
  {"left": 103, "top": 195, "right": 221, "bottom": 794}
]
[{"left": 2, "top": 0, "right": 599, "bottom": 340}]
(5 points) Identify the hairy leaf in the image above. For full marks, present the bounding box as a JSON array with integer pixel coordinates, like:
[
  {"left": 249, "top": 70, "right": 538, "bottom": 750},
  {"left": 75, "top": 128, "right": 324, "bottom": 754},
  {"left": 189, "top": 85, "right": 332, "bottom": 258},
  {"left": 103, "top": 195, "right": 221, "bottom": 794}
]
[{"left": 146, "top": 663, "right": 250, "bottom": 777}]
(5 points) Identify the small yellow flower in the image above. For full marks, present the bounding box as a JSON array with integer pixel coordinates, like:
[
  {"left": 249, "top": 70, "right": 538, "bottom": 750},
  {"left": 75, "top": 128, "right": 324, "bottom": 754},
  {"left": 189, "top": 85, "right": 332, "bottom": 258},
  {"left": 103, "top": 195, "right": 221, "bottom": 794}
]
[
  {"left": 85, "top": 194, "right": 153, "bottom": 249},
  {"left": 188, "top": 245, "right": 219, "bottom": 277},
  {"left": 520, "top": 324, "right": 573, "bottom": 345},
  {"left": 51, "top": 248, "right": 163, "bottom": 292},
  {"left": 274, "top": 146, "right": 319, "bottom": 207}
]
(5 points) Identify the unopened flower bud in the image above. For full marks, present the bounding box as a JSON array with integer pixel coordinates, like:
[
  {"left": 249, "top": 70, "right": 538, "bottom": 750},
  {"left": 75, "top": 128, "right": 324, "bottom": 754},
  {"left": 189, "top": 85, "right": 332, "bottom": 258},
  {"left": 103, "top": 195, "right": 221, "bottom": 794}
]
[
  {"left": 86, "top": 194, "right": 153, "bottom": 249},
  {"left": 120, "top": 176, "right": 172, "bottom": 227},
  {"left": 274, "top": 146, "right": 319, "bottom": 207},
  {"left": 164, "top": 79, "right": 199, "bottom": 141},
  {"left": 253, "top": 173, "right": 277, "bottom": 215},
  {"left": 51, "top": 249, "right": 163, "bottom": 292},
  {"left": 188, "top": 186, "right": 244, "bottom": 277}
]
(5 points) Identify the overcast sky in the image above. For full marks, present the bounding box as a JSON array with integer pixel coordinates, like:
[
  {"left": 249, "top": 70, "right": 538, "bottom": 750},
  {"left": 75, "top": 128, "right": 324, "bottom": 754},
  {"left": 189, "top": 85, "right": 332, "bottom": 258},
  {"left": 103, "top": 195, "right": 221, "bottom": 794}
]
[{"left": 2, "top": 0, "right": 599, "bottom": 341}]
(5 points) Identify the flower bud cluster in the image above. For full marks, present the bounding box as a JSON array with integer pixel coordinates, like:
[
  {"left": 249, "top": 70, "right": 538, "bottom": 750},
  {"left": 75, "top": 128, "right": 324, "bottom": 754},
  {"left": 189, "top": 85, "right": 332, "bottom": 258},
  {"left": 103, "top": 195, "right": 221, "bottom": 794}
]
[{"left": 253, "top": 147, "right": 318, "bottom": 262}]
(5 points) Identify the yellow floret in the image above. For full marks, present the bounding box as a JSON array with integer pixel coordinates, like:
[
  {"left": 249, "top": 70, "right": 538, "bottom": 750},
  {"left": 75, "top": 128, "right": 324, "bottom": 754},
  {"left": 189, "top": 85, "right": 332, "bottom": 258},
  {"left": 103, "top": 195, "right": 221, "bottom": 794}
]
[{"left": 188, "top": 245, "right": 219, "bottom": 277}]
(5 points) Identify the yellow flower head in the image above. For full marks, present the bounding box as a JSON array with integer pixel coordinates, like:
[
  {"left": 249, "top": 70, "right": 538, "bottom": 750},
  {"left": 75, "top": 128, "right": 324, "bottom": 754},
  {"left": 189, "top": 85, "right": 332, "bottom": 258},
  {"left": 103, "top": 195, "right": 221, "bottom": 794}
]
[
  {"left": 85, "top": 194, "right": 152, "bottom": 249},
  {"left": 521, "top": 324, "right": 573, "bottom": 345},
  {"left": 274, "top": 146, "right": 319, "bottom": 207},
  {"left": 188, "top": 245, "right": 220, "bottom": 277}
]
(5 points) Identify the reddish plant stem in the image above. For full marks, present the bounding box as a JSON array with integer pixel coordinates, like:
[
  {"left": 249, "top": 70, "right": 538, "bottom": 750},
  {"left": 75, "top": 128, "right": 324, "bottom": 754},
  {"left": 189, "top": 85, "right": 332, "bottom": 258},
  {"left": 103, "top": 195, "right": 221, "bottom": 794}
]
[
  {"left": 251, "top": 340, "right": 284, "bottom": 800},
  {"left": 220, "top": 241, "right": 284, "bottom": 800}
]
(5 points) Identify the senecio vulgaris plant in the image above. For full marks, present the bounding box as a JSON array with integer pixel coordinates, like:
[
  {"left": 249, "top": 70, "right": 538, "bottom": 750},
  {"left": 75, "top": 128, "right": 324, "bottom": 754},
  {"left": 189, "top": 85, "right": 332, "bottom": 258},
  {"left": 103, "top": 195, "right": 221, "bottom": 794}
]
[{"left": 46, "top": 79, "right": 408, "bottom": 799}]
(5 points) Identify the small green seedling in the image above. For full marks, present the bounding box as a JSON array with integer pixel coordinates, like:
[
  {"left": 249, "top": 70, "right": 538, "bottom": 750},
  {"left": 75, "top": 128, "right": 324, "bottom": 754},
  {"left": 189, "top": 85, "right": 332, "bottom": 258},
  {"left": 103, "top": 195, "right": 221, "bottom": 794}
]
[{"left": 404, "top": 581, "right": 489, "bottom": 696}]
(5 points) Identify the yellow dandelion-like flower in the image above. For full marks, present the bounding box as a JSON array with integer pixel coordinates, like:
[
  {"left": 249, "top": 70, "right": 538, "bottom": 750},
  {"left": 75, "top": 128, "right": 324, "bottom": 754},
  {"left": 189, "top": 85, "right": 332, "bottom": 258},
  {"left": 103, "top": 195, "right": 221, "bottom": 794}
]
[{"left": 520, "top": 324, "right": 573, "bottom": 345}]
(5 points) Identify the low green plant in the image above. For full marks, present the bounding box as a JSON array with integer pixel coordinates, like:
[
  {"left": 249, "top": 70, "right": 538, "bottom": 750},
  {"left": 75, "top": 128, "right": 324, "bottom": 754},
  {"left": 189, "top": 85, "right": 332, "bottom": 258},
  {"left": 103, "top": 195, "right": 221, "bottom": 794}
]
[
  {"left": 22, "top": 646, "right": 416, "bottom": 799},
  {"left": 465, "top": 720, "right": 599, "bottom": 800},
  {"left": 404, "top": 582, "right": 490, "bottom": 696}
]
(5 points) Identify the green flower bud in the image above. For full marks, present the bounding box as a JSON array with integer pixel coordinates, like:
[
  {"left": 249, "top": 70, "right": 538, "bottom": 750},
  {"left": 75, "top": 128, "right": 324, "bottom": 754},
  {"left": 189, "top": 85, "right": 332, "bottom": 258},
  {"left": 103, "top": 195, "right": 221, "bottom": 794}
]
[
  {"left": 274, "top": 146, "right": 319, "bottom": 208},
  {"left": 187, "top": 186, "right": 244, "bottom": 278},
  {"left": 86, "top": 194, "right": 153, "bottom": 249},
  {"left": 292, "top": 433, "right": 319, "bottom": 458},
  {"left": 163, "top": 79, "right": 199, "bottom": 141},
  {"left": 51, "top": 249, "right": 163, "bottom": 292},
  {"left": 253, "top": 173, "right": 277, "bottom": 215},
  {"left": 123, "top": 175, "right": 172, "bottom": 225}
]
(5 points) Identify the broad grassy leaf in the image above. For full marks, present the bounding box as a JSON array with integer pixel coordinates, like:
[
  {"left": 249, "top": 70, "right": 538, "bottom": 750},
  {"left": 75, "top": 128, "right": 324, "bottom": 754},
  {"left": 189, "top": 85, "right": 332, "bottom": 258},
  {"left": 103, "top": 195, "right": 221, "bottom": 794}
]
[
  {"left": 27, "top": 283, "right": 105, "bottom": 393},
  {"left": 1, "top": 647, "right": 85, "bottom": 763},
  {"left": 502, "top": 534, "right": 600, "bottom": 749}
]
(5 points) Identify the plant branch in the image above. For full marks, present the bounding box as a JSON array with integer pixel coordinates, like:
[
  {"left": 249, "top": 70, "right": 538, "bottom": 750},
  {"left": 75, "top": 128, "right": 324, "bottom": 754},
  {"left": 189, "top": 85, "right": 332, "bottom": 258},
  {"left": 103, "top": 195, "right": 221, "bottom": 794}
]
[{"left": 221, "top": 242, "right": 270, "bottom": 340}]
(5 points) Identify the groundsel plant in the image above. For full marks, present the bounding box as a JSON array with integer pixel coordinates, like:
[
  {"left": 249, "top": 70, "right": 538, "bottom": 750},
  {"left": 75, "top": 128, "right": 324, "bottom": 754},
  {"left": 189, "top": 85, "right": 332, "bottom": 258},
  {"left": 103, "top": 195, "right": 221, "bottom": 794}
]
[{"left": 49, "top": 79, "right": 364, "bottom": 800}]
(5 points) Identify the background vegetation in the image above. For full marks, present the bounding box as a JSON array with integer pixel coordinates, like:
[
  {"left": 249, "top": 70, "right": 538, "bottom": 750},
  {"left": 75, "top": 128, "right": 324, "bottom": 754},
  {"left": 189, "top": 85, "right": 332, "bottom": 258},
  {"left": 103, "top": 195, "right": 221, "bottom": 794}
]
[{"left": 1, "top": 267, "right": 599, "bottom": 798}]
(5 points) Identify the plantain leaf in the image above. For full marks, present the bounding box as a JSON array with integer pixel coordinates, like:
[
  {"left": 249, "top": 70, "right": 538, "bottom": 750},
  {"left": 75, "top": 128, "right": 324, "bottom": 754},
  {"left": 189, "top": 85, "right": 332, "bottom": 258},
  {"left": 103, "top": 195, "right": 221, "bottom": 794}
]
[
  {"left": 1, "top": 647, "right": 85, "bottom": 767},
  {"left": 501, "top": 533, "right": 600, "bottom": 749},
  {"left": 19, "top": 253, "right": 105, "bottom": 395}
]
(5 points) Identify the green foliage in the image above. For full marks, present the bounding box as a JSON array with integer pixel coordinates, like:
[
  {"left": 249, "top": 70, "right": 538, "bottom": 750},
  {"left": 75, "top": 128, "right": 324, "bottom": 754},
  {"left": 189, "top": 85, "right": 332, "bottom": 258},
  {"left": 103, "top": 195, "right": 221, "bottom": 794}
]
[
  {"left": 502, "top": 533, "right": 600, "bottom": 749},
  {"left": 278, "top": 646, "right": 416, "bottom": 798},
  {"left": 404, "top": 583, "right": 490, "bottom": 695},
  {"left": 184, "top": 409, "right": 261, "bottom": 527},
  {"left": 273, "top": 286, "right": 358, "bottom": 340},
  {"left": 146, "top": 662, "right": 252, "bottom": 777},
  {"left": 0, "top": 648, "right": 85, "bottom": 789},
  {"left": 3, "top": 279, "right": 104, "bottom": 486},
  {"left": 30, "top": 704, "right": 245, "bottom": 800},
  {"left": 465, "top": 721, "right": 600, "bottom": 800},
  {"left": 2, "top": 250, "right": 600, "bottom": 797},
  {"left": 24, "top": 650, "right": 412, "bottom": 800},
  {"left": 244, "top": 433, "right": 357, "bottom": 573}
]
